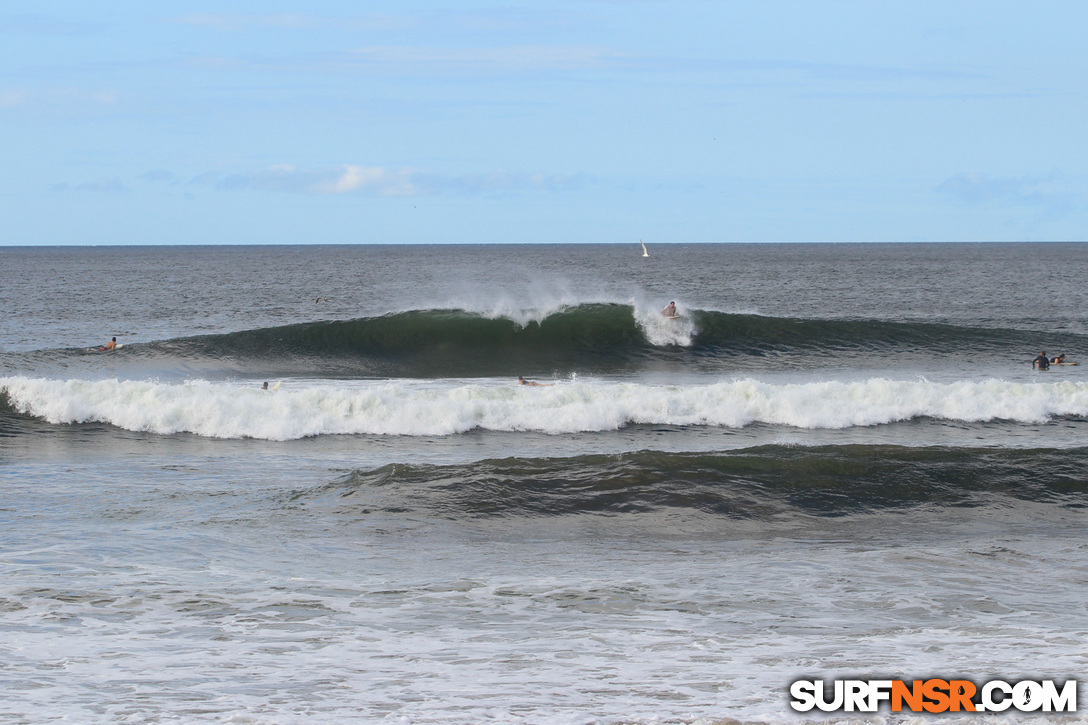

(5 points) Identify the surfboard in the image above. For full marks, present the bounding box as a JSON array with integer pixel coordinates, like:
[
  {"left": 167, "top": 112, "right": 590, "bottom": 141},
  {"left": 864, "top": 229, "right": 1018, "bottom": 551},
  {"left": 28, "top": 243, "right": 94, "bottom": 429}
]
[
  {"left": 664, "top": 314, "right": 681, "bottom": 319},
  {"left": 271, "top": 380, "right": 283, "bottom": 390},
  {"left": 89, "top": 343, "right": 123, "bottom": 352},
  {"left": 1052, "top": 362, "right": 1079, "bottom": 366}
]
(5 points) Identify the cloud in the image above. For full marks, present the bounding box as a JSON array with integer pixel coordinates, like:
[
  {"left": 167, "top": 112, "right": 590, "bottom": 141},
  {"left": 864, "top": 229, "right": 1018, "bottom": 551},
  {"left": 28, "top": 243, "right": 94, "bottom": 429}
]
[
  {"left": 150, "top": 9, "right": 983, "bottom": 86},
  {"left": 212, "top": 164, "right": 420, "bottom": 196},
  {"left": 139, "top": 169, "right": 177, "bottom": 183},
  {"left": 318, "top": 165, "right": 419, "bottom": 195},
  {"left": 204, "top": 164, "right": 585, "bottom": 197},
  {"left": 51, "top": 165, "right": 584, "bottom": 199},
  {"left": 52, "top": 178, "right": 128, "bottom": 193},
  {"left": 0, "top": 87, "right": 117, "bottom": 110},
  {"left": 171, "top": 44, "right": 629, "bottom": 78},
  {"left": 938, "top": 173, "right": 1071, "bottom": 203},
  {"left": 430, "top": 171, "right": 587, "bottom": 195},
  {"left": 168, "top": 13, "right": 408, "bottom": 32},
  {"left": 164, "top": 41, "right": 980, "bottom": 90},
  {"left": 937, "top": 173, "right": 1082, "bottom": 219},
  {"left": 167, "top": 10, "right": 563, "bottom": 35},
  {"left": 0, "top": 89, "right": 28, "bottom": 108},
  {"left": 344, "top": 45, "right": 627, "bottom": 72},
  {"left": 188, "top": 171, "right": 222, "bottom": 186},
  {"left": 938, "top": 173, "right": 1028, "bottom": 203},
  {"left": 0, "top": 13, "right": 101, "bottom": 35},
  {"left": 168, "top": 13, "right": 320, "bottom": 31}
]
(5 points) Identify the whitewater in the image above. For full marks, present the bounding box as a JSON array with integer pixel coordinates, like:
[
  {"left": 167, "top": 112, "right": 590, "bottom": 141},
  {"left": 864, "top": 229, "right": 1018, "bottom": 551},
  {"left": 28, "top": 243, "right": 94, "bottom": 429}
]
[{"left": 4, "top": 375, "right": 1088, "bottom": 439}]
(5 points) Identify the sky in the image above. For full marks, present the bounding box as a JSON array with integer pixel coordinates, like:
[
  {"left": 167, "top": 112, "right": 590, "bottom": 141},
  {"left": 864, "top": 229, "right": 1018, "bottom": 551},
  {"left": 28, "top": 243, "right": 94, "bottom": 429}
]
[{"left": 1, "top": 1, "right": 1086, "bottom": 245}]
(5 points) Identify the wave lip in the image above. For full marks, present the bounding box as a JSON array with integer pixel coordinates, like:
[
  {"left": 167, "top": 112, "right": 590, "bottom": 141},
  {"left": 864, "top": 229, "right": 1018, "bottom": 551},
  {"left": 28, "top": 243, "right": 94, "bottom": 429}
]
[{"left": 3, "top": 376, "right": 1088, "bottom": 440}]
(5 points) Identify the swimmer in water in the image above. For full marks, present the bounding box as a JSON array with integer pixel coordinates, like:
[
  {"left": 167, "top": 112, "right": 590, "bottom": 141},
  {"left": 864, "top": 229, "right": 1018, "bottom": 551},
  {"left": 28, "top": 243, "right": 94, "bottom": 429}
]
[{"left": 517, "top": 376, "right": 552, "bottom": 387}]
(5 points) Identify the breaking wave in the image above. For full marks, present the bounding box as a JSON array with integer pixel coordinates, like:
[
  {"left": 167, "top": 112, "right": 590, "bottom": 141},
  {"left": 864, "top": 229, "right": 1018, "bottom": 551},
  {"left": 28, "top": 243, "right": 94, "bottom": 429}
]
[
  {"left": 3, "top": 376, "right": 1087, "bottom": 440},
  {"left": 11, "top": 304, "right": 1080, "bottom": 379}
]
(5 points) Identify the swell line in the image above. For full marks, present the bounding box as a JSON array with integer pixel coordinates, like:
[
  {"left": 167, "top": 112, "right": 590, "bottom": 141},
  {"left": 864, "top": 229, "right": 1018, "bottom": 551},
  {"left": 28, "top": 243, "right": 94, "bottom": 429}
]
[
  {"left": 6, "top": 304, "right": 1080, "bottom": 379},
  {"left": 308, "top": 446, "right": 1088, "bottom": 520}
]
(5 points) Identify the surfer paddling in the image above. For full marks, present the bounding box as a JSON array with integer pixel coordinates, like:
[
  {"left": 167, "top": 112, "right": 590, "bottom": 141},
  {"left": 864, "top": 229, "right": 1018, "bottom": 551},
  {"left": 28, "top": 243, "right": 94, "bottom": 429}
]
[
  {"left": 97, "top": 336, "right": 117, "bottom": 351},
  {"left": 517, "top": 376, "right": 552, "bottom": 387}
]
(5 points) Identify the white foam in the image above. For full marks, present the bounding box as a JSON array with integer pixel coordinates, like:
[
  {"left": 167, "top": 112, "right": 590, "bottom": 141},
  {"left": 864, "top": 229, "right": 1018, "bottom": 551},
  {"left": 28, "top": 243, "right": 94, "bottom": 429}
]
[
  {"left": 632, "top": 299, "right": 695, "bottom": 346},
  {"left": 4, "top": 376, "right": 1087, "bottom": 441}
]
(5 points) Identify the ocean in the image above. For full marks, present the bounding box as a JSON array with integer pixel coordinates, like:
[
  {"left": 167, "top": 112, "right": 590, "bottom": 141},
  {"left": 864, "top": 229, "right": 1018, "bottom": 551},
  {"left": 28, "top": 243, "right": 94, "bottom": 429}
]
[{"left": 0, "top": 242, "right": 1085, "bottom": 724}]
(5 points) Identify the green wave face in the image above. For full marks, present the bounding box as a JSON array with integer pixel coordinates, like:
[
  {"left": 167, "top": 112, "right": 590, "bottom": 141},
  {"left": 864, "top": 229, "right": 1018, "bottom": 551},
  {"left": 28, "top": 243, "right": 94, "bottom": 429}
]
[
  {"left": 160, "top": 304, "right": 655, "bottom": 377},
  {"left": 308, "top": 446, "right": 1088, "bottom": 521}
]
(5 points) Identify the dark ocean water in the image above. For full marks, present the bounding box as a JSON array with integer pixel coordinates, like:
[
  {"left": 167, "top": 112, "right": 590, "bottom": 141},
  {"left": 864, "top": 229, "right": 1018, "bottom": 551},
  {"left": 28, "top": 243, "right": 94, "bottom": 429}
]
[{"left": 1, "top": 243, "right": 1086, "bottom": 724}]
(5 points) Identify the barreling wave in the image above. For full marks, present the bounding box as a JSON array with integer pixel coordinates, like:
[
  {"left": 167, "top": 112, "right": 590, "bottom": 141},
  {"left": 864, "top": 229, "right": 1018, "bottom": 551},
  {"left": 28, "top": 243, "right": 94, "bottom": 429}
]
[
  {"left": 3, "top": 376, "right": 1087, "bottom": 440},
  {"left": 14, "top": 304, "right": 1081, "bottom": 378},
  {"left": 172, "top": 304, "right": 674, "bottom": 376},
  {"left": 307, "top": 446, "right": 1088, "bottom": 520}
]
